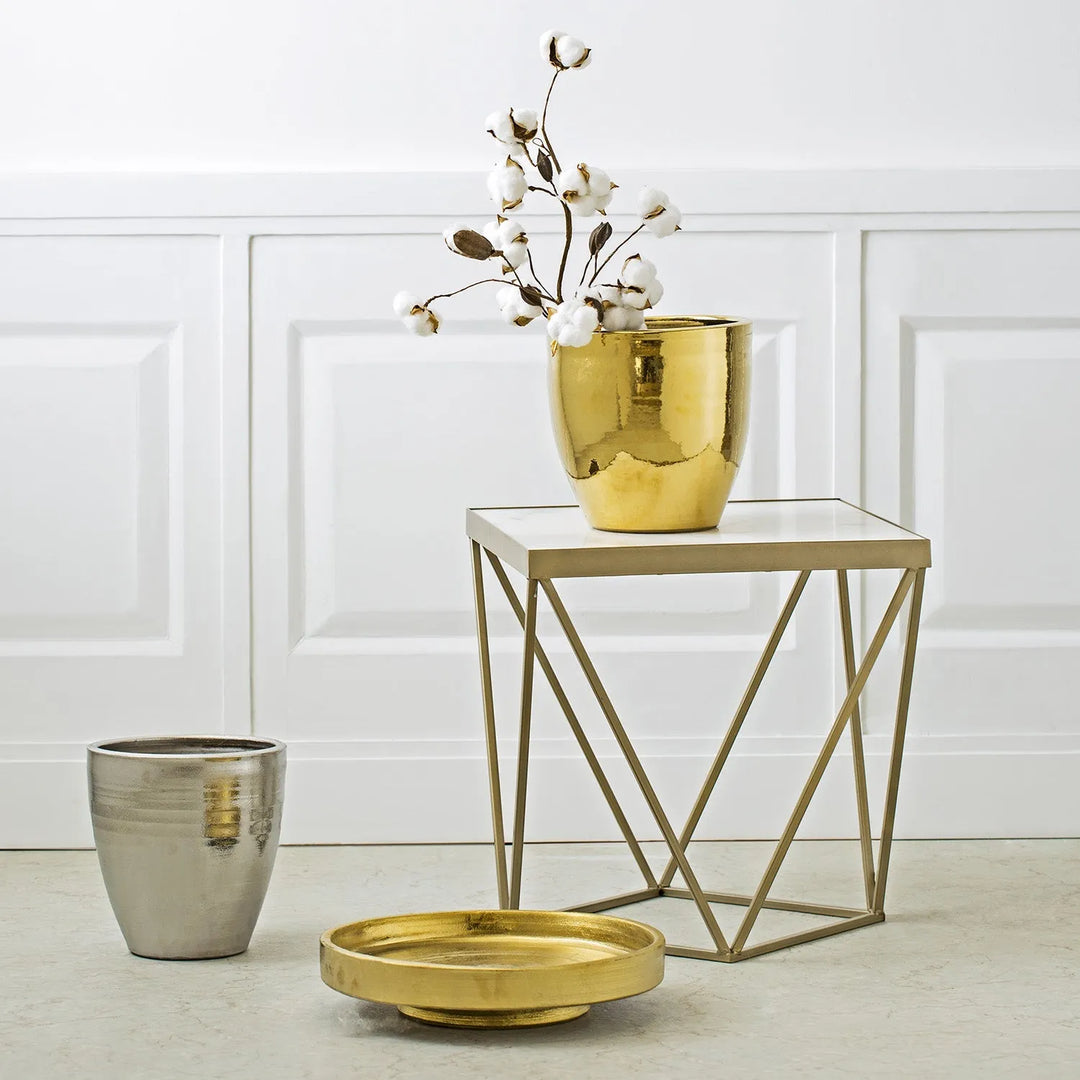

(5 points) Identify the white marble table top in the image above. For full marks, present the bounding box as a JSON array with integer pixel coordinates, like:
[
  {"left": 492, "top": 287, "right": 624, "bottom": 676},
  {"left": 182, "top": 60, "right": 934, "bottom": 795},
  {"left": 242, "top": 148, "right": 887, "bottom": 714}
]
[{"left": 466, "top": 499, "right": 930, "bottom": 578}]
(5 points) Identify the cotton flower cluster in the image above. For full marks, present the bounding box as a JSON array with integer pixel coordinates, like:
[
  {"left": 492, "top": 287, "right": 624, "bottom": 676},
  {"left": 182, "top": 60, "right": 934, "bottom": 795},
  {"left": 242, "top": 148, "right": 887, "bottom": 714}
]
[
  {"left": 487, "top": 158, "right": 527, "bottom": 211},
  {"left": 618, "top": 255, "right": 664, "bottom": 309},
  {"left": 496, "top": 285, "right": 544, "bottom": 327},
  {"left": 580, "top": 257, "right": 663, "bottom": 332},
  {"left": 639, "top": 187, "right": 682, "bottom": 237},
  {"left": 483, "top": 218, "right": 528, "bottom": 270},
  {"left": 540, "top": 29, "right": 591, "bottom": 70},
  {"left": 392, "top": 292, "right": 440, "bottom": 336},
  {"left": 559, "top": 163, "right": 616, "bottom": 218},
  {"left": 486, "top": 107, "right": 539, "bottom": 151},
  {"left": 394, "top": 31, "right": 686, "bottom": 343},
  {"left": 580, "top": 285, "right": 643, "bottom": 331},
  {"left": 547, "top": 298, "right": 600, "bottom": 347}
]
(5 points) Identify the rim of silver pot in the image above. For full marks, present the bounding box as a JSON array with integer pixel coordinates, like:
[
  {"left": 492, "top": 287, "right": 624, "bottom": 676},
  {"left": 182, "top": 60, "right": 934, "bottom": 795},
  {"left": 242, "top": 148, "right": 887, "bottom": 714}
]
[{"left": 88, "top": 735, "right": 285, "bottom": 759}]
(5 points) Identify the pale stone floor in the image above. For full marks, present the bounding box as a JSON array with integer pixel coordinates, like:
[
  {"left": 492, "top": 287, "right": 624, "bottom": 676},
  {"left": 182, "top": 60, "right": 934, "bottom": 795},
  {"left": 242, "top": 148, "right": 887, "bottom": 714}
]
[{"left": 1, "top": 841, "right": 1078, "bottom": 1079}]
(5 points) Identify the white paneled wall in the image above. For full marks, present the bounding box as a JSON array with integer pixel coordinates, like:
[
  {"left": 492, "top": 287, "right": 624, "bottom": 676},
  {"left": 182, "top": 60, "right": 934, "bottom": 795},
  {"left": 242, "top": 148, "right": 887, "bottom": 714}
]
[{"left": 0, "top": 172, "right": 1078, "bottom": 845}]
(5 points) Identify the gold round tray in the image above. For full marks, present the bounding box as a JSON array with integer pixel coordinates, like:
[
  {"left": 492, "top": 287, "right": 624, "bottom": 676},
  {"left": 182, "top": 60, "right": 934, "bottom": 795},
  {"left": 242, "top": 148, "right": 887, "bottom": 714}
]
[{"left": 320, "top": 909, "right": 666, "bottom": 1029}]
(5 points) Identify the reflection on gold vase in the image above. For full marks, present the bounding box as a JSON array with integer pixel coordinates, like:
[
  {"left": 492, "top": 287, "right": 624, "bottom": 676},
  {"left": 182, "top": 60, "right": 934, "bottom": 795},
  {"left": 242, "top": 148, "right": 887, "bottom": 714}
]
[{"left": 549, "top": 316, "right": 752, "bottom": 532}]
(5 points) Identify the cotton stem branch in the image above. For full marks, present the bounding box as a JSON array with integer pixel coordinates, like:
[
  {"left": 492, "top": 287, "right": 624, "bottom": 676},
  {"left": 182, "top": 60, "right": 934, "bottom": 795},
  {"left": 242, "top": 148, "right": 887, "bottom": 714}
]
[
  {"left": 589, "top": 224, "right": 646, "bottom": 284},
  {"left": 539, "top": 71, "right": 562, "bottom": 174},
  {"left": 424, "top": 278, "right": 512, "bottom": 305},
  {"left": 555, "top": 200, "right": 573, "bottom": 303}
]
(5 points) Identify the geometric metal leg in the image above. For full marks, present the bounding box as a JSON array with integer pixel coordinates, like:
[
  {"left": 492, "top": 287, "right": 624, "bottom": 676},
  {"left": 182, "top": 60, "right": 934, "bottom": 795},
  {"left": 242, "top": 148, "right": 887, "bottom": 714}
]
[
  {"left": 658, "top": 569, "right": 813, "bottom": 889},
  {"left": 728, "top": 569, "right": 916, "bottom": 954},
  {"left": 873, "top": 567, "right": 926, "bottom": 913},
  {"left": 470, "top": 542, "right": 509, "bottom": 908},
  {"left": 508, "top": 579, "right": 539, "bottom": 909},
  {"left": 540, "top": 578, "right": 731, "bottom": 953},
  {"left": 482, "top": 551, "right": 658, "bottom": 891},
  {"left": 837, "top": 569, "right": 877, "bottom": 908}
]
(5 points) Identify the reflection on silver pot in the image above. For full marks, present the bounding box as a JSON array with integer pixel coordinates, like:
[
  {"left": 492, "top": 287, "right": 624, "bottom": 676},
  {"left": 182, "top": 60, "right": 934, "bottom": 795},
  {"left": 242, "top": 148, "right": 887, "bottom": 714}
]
[{"left": 87, "top": 736, "right": 286, "bottom": 960}]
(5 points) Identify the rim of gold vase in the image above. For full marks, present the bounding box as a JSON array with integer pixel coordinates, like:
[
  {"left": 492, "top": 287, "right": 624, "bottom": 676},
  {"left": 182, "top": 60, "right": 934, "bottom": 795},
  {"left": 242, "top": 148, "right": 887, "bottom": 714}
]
[{"left": 560, "top": 315, "right": 751, "bottom": 344}]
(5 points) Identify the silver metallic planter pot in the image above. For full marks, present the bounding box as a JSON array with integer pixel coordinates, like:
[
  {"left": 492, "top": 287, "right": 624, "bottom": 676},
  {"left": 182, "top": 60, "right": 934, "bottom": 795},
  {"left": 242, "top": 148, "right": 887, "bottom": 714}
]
[{"left": 88, "top": 736, "right": 286, "bottom": 960}]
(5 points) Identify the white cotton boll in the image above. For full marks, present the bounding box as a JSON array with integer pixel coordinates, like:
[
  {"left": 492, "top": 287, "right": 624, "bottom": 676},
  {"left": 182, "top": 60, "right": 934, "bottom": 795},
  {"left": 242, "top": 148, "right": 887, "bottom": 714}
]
[
  {"left": 620, "top": 287, "right": 648, "bottom": 310},
  {"left": 603, "top": 305, "right": 646, "bottom": 331},
  {"left": 596, "top": 284, "right": 622, "bottom": 305},
  {"left": 393, "top": 291, "right": 419, "bottom": 318},
  {"left": 555, "top": 35, "right": 590, "bottom": 68},
  {"left": 620, "top": 255, "right": 657, "bottom": 288},
  {"left": 403, "top": 307, "right": 439, "bottom": 336},
  {"left": 639, "top": 187, "right": 682, "bottom": 237},
  {"left": 559, "top": 164, "right": 613, "bottom": 217},
  {"left": 571, "top": 304, "right": 600, "bottom": 333},
  {"left": 485, "top": 218, "right": 528, "bottom": 269},
  {"left": 602, "top": 304, "right": 632, "bottom": 331},
  {"left": 558, "top": 323, "right": 592, "bottom": 347},
  {"left": 588, "top": 167, "right": 614, "bottom": 194},
  {"left": 495, "top": 285, "right": 541, "bottom": 326},
  {"left": 557, "top": 166, "right": 589, "bottom": 201},
  {"left": 638, "top": 187, "right": 670, "bottom": 216},
  {"left": 502, "top": 237, "right": 527, "bottom": 269},
  {"left": 539, "top": 29, "right": 563, "bottom": 62},
  {"left": 541, "top": 29, "right": 591, "bottom": 69},
  {"left": 548, "top": 299, "right": 598, "bottom": 345},
  {"left": 499, "top": 219, "right": 528, "bottom": 266},
  {"left": 487, "top": 159, "right": 527, "bottom": 211},
  {"left": 576, "top": 164, "right": 615, "bottom": 214},
  {"left": 644, "top": 205, "right": 682, "bottom": 237},
  {"left": 645, "top": 278, "right": 664, "bottom": 307},
  {"left": 486, "top": 107, "right": 538, "bottom": 146},
  {"left": 512, "top": 108, "right": 538, "bottom": 138}
]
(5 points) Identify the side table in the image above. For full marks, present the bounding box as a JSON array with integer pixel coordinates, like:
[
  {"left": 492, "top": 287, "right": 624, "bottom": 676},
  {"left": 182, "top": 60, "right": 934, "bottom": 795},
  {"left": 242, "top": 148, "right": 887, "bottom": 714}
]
[{"left": 466, "top": 499, "right": 930, "bottom": 962}]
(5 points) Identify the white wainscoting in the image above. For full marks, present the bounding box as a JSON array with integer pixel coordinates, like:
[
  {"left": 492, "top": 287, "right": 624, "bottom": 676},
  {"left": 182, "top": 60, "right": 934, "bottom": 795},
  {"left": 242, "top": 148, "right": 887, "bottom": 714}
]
[{"left": 1, "top": 171, "right": 1078, "bottom": 847}]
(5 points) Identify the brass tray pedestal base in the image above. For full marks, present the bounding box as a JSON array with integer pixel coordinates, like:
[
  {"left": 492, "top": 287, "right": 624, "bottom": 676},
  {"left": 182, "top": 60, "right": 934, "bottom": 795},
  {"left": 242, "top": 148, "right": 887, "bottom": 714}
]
[{"left": 399, "top": 1004, "right": 589, "bottom": 1029}]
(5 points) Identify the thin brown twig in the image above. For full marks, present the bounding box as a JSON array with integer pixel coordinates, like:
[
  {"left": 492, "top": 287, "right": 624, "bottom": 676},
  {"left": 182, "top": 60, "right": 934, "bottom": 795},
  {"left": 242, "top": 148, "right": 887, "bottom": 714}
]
[
  {"left": 539, "top": 71, "right": 562, "bottom": 174},
  {"left": 424, "top": 278, "right": 512, "bottom": 305},
  {"left": 524, "top": 249, "right": 557, "bottom": 302},
  {"left": 578, "top": 246, "right": 603, "bottom": 289}
]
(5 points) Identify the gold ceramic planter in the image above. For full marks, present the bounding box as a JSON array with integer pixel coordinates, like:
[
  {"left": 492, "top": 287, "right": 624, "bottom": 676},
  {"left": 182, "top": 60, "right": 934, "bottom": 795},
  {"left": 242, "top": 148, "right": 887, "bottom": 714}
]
[{"left": 549, "top": 316, "right": 751, "bottom": 532}]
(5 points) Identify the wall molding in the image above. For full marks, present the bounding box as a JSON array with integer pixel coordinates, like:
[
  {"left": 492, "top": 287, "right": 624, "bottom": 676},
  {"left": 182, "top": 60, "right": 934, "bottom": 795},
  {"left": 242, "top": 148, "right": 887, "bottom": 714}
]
[
  {"left": 5, "top": 734, "right": 1077, "bottom": 848},
  {"left": 2, "top": 168, "right": 1080, "bottom": 221}
]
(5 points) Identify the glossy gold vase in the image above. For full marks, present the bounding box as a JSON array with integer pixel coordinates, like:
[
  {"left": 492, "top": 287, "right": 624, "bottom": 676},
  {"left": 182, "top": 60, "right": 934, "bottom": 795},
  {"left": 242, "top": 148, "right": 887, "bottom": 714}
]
[{"left": 549, "top": 316, "right": 751, "bottom": 532}]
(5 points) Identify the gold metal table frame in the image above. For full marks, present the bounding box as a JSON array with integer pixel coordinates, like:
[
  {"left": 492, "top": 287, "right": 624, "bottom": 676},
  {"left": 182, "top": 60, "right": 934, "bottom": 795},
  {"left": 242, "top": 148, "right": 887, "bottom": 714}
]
[{"left": 467, "top": 499, "right": 930, "bottom": 962}]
